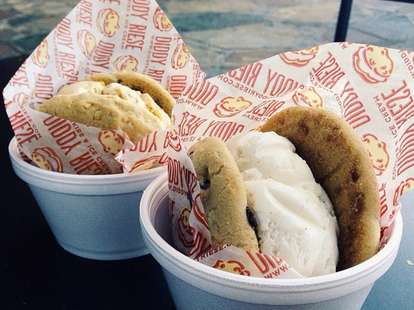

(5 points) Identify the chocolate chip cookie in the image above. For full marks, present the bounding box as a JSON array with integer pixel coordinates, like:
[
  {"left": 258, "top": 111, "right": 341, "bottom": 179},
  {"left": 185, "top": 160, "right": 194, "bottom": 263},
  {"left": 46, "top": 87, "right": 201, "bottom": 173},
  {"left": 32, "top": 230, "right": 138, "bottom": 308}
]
[
  {"left": 38, "top": 92, "right": 163, "bottom": 144},
  {"left": 37, "top": 71, "right": 174, "bottom": 144},
  {"left": 188, "top": 137, "right": 259, "bottom": 251},
  {"left": 260, "top": 106, "right": 380, "bottom": 270}
]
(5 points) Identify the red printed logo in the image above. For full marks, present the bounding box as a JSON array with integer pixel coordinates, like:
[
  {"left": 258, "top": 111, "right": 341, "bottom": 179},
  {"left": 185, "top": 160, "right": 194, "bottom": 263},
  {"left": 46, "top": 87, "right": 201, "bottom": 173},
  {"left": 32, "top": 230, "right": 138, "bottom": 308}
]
[
  {"left": 113, "top": 55, "right": 139, "bottom": 72},
  {"left": 9, "top": 63, "right": 29, "bottom": 88},
  {"left": 11, "top": 93, "right": 30, "bottom": 108},
  {"left": 4, "top": 93, "right": 30, "bottom": 109},
  {"left": 213, "top": 259, "right": 251, "bottom": 276},
  {"left": 98, "top": 129, "right": 124, "bottom": 155},
  {"left": 177, "top": 207, "right": 195, "bottom": 248},
  {"left": 189, "top": 231, "right": 209, "bottom": 259},
  {"left": 164, "top": 129, "right": 182, "bottom": 152},
  {"left": 213, "top": 96, "right": 252, "bottom": 118},
  {"left": 129, "top": 155, "right": 165, "bottom": 173},
  {"left": 31, "top": 147, "right": 63, "bottom": 172},
  {"left": 31, "top": 39, "right": 49, "bottom": 68},
  {"left": 292, "top": 86, "right": 323, "bottom": 108},
  {"left": 280, "top": 46, "right": 319, "bottom": 67},
  {"left": 171, "top": 40, "right": 190, "bottom": 69},
  {"left": 353, "top": 45, "right": 394, "bottom": 83},
  {"left": 393, "top": 178, "right": 414, "bottom": 206},
  {"left": 192, "top": 194, "right": 208, "bottom": 229},
  {"left": 202, "top": 120, "right": 245, "bottom": 142},
  {"left": 362, "top": 133, "right": 390, "bottom": 176},
  {"left": 246, "top": 251, "right": 288, "bottom": 278},
  {"left": 97, "top": 8, "right": 120, "bottom": 37},
  {"left": 177, "top": 111, "right": 207, "bottom": 137},
  {"left": 77, "top": 29, "right": 96, "bottom": 58},
  {"left": 153, "top": 7, "right": 172, "bottom": 31}
]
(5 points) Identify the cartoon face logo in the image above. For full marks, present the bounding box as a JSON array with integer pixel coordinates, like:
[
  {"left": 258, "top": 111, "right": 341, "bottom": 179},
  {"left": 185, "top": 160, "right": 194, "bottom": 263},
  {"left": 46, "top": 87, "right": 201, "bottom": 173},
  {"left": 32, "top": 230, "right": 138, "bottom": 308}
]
[
  {"left": 213, "top": 260, "right": 251, "bottom": 276},
  {"left": 178, "top": 208, "right": 192, "bottom": 234},
  {"left": 172, "top": 41, "right": 190, "bottom": 69},
  {"left": 353, "top": 45, "right": 394, "bottom": 83},
  {"left": 292, "top": 87, "right": 323, "bottom": 108},
  {"left": 279, "top": 46, "right": 319, "bottom": 67},
  {"left": 213, "top": 96, "right": 252, "bottom": 118},
  {"left": 31, "top": 147, "right": 63, "bottom": 172},
  {"left": 393, "top": 178, "right": 414, "bottom": 206},
  {"left": 113, "top": 55, "right": 139, "bottom": 72},
  {"left": 129, "top": 155, "right": 162, "bottom": 173},
  {"left": 98, "top": 130, "right": 125, "bottom": 155},
  {"left": 77, "top": 30, "right": 96, "bottom": 58},
  {"left": 31, "top": 39, "right": 49, "bottom": 68},
  {"left": 164, "top": 129, "right": 182, "bottom": 152},
  {"left": 362, "top": 133, "right": 390, "bottom": 176},
  {"left": 153, "top": 7, "right": 172, "bottom": 31},
  {"left": 13, "top": 93, "right": 30, "bottom": 107},
  {"left": 97, "top": 8, "right": 120, "bottom": 37},
  {"left": 177, "top": 207, "right": 195, "bottom": 247}
]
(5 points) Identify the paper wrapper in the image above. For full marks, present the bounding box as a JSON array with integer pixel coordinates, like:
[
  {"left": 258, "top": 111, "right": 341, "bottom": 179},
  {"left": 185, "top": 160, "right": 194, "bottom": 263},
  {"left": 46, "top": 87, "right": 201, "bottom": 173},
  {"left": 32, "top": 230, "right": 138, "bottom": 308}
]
[
  {"left": 3, "top": 0, "right": 204, "bottom": 174},
  {"left": 127, "top": 43, "right": 414, "bottom": 278},
  {"left": 3, "top": 0, "right": 414, "bottom": 279}
]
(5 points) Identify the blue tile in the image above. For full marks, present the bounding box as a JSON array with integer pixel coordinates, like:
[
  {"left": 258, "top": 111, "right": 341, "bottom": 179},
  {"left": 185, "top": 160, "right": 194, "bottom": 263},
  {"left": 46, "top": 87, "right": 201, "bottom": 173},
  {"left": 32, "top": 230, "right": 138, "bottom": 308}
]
[
  {"left": 171, "top": 12, "right": 265, "bottom": 32},
  {"left": 12, "top": 33, "right": 48, "bottom": 51},
  {"left": 0, "top": 8, "right": 19, "bottom": 19},
  {"left": 8, "top": 14, "right": 43, "bottom": 27}
]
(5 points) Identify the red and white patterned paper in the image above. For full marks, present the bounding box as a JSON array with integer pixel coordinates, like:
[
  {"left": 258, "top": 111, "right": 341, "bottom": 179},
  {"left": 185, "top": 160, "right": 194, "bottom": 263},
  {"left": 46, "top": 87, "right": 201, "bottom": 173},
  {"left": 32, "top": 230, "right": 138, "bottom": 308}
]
[
  {"left": 163, "top": 43, "right": 414, "bottom": 278},
  {"left": 3, "top": 0, "right": 203, "bottom": 174},
  {"left": 3, "top": 0, "right": 414, "bottom": 278}
]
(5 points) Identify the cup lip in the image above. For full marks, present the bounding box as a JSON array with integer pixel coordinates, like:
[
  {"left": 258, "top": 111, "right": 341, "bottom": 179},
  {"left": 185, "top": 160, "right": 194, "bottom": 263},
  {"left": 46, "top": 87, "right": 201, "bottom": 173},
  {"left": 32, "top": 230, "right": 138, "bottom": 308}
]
[
  {"left": 8, "top": 137, "right": 165, "bottom": 184},
  {"left": 141, "top": 174, "right": 403, "bottom": 291}
]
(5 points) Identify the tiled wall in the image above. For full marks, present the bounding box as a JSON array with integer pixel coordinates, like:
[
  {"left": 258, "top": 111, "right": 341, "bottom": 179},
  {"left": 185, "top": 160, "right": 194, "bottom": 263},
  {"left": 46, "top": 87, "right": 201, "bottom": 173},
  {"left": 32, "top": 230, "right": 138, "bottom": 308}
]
[{"left": 1, "top": 0, "right": 413, "bottom": 76}]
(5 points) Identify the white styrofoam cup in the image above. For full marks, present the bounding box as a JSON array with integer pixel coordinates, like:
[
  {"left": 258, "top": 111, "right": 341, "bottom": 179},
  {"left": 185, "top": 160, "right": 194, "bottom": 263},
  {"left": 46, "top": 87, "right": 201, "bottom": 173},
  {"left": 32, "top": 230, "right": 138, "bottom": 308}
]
[
  {"left": 140, "top": 174, "right": 403, "bottom": 310},
  {"left": 9, "top": 137, "right": 166, "bottom": 260}
]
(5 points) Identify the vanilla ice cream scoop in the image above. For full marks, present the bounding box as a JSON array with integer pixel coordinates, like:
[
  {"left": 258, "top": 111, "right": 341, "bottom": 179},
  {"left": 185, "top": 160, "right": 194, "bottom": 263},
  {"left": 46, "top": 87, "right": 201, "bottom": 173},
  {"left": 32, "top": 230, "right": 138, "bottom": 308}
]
[
  {"left": 57, "top": 81, "right": 170, "bottom": 131},
  {"left": 227, "top": 131, "right": 338, "bottom": 277},
  {"left": 102, "top": 83, "right": 171, "bottom": 129},
  {"left": 57, "top": 81, "right": 105, "bottom": 95}
]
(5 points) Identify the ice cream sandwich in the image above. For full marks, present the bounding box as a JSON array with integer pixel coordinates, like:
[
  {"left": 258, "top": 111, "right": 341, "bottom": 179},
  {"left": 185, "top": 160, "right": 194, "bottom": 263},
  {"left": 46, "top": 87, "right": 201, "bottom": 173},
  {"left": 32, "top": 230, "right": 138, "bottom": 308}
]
[
  {"left": 37, "top": 71, "right": 174, "bottom": 144},
  {"left": 189, "top": 106, "right": 380, "bottom": 276}
]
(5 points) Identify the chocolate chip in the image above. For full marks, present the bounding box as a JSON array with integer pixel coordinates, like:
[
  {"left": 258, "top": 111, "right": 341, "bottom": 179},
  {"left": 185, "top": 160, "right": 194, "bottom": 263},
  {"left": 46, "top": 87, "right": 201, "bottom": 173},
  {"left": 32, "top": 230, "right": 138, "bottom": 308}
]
[
  {"left": 246, "top": 207, "right": 261, "bottom": 243},
  {"left": 351, "top": 169, "right": 359, "bottom": 182},
  {"left": 246, "top": 207, "right": 258, "bottom": 229},
  {"left": 299, "top": 120, "right": 309, "bottom": 135},
  {"left": 326, "top": 133, "right": 335, "bottom": 142},
  {"left": 200, "top": 177, "right": 210, "bottom": 190},
  {"left": 131, "top": 86, "right": 143, "bottom": 92}
]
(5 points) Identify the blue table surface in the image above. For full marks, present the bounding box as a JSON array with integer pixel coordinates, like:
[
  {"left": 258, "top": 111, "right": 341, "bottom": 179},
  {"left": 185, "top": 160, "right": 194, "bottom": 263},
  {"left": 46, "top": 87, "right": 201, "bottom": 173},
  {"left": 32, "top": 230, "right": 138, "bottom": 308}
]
[{"left": 363, "top": 191, "right": 414, "bottom": 310}]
